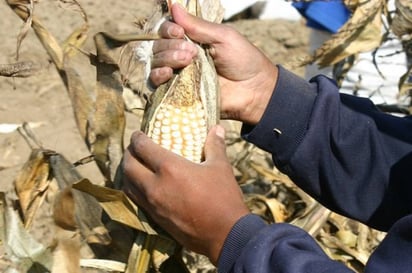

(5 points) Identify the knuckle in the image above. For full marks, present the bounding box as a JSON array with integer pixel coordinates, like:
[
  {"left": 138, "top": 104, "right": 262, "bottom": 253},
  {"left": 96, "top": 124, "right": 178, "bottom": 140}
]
[
  {"left": 146, "top": 187, "right": 162, "bottom": 207},
  {"left": 131, "top": 131, "right": 148, "bottom": 150}
]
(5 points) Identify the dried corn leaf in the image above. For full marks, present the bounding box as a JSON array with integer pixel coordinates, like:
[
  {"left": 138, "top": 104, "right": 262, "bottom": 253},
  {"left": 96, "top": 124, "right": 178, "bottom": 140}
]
[
  {"left": 61, "top": 64, "right": 95, "bottom": 140},
  {"left": 125, "top": 232, "right": 179, "bottom": 273},
  {"left": 0, "top": 61, "right": 43, "bottom": 78},
  {"left": 1, "top": 193, "right": 53, "bottom": 272},
  {"left": 49, "top": 154, "right": 111, "bottom": 245},
  {"left": 51, "top": 230, "right": 82, "bottom": 273},
  {"left": 391, "top": 0, "right": 412, "bottom": 38},
  {"left": 5, "top": 1, "right": 106, "bottom": 183},
  {"left": 319, "top": 230, "right": 369, "bottom": 265},
  {"left": 14, "top": 148, "right": 53, "bottom": 229},
  {"left": 7, "top": 0, "right": 64, "bottom": 69},
  {"left": 72, "top": 179, "right": 156, "bottom": 234},
  {"left": 302, "top": 0, "right": 384, "bottom": 68},
  {"left": 57, "top": 0, "right": 88, "bottom": 22},
  {"left": 245, "top": 194, "right": 288, "bottom": 223},
  {"left": 398, "top": 64, "right": 412, "bottom": 97},
  {"left": 52, "top": 188, "right": 82, "bottom": 273},
  {"left": 73, "top": 179, "right": 180, "bottom": 270},
  {"left": 80, "top": 259, "right": 126, "bottom": 272},
  {"left": 15, "top": 0, "right": 34, "bottom": 60},
  {"left": 62, "top": 23, "right": 89, "bottom": 59},
  {"left": 250, "top": 162, "right": 314, "bottom": 205},
  {"left": 87, "top": 33, "right": 126, "bottom": 185},
  {"left": 53, "top": 187, "right": 77, "bottom": 231},
  {"left": 291, "top": 202, "right": 331, "bottom": 236}
]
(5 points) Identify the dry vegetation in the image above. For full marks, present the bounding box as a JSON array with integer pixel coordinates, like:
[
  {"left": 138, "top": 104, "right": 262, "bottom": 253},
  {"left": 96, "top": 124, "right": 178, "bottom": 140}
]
[{"left": 0, "top": 0, "right": 411, "bottom": 272}]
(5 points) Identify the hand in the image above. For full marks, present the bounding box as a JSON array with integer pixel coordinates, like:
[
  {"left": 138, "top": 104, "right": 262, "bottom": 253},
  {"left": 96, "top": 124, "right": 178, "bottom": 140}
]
[
  {"left": 122, "top": 125, "right": 250, "bottom": 264},
  {"left": 150, "top": 4, "right": 278, "bottom": 125}
]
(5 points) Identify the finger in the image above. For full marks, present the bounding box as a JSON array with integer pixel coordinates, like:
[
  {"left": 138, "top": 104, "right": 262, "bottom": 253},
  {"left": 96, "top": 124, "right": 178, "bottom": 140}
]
[
  {"left": 149, "top": 67, "right": 173, "bottom": 86},
  {"left": 203, "top": 125, "right": 228, "bottom": 163},
  {"left": 122, "top": 176, "right": 151, "bottom": 209},
  {"left": 122, "top": 146, "right": 156, "bottom": 198},
  {"left": 123, "top": 146, "right": 154, "bottom": 179},
  {"left": 158, "top": 20, "right": 185, "bottom": 39},
  {"left": 151, "top": 49, "right": 194, "bottom": 69},
  {"left": 152, "top": 39, "right": 197, "bottom": 55},
  {"left": 129, "top": 131, "right": 180, "bottom": 173},
  {"left": 171, "top": 4, "right": 223, "bottom": 44}
]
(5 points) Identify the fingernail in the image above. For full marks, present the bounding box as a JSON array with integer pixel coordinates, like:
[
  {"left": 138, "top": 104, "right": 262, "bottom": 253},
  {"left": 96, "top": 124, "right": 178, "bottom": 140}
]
[
  {"left": 173, "top": 51, "right": 187, "bottom": 61},
  {"left": 181, "top": 42, "right": 197, "bottom": 55},
  {"left": 173, "top": 3, "right": 184, "bottom": 11},
  {"left": 168, "top": 26, "right": 181, "bottom": 38},
  {"left": 215, "top": 125, "right": 225, "bottom": 139}
]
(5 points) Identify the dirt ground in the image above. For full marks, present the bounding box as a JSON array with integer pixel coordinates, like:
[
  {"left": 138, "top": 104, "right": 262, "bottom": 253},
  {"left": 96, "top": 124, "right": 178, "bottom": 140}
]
[{"left": 0, "top": 0, "right": 309, "bottom": 271}]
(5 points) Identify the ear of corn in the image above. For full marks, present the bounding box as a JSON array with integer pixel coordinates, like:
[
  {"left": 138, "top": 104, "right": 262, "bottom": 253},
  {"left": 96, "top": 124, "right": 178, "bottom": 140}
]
[
  {"left": 142, "top": 58, "right": 217, "bottom": 163},
  {"left": 146, "top": 62, "right": 208, "bottom": 163},
  {"left": 140, "top": 1, "right": 220, "bottom": 163}
]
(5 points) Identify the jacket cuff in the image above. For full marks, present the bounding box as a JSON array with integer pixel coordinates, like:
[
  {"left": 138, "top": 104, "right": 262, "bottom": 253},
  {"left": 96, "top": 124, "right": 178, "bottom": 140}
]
[
  {"left": 242, "top": 66, "right": 317, "bottom": 166},
  {"left": 217, "top": 214, "right": 266, "bottom": 273}
]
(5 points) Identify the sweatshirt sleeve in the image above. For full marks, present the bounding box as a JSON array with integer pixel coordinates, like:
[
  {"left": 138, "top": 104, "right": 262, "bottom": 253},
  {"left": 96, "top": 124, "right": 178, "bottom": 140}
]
[
  {"left": 216, "top": 66, "right": 412, "bottom": 273},
  {"left": 242, "top": 66, "right": 412, "bottom": 231},
  {"left": 218, "top": 214, "right": 354, "bottom": 273}
]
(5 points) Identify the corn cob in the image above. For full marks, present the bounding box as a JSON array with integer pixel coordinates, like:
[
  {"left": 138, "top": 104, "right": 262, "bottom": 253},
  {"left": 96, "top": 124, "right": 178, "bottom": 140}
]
[
  {"left": 139, "top": 0, "right": 221, "bottom": 163},
  {"left": 146, "top": 62, "right": 208, "bottom": 163}
]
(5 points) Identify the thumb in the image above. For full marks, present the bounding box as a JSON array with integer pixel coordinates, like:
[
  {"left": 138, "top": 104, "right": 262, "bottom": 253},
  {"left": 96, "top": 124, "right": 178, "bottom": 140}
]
[
  {"left": 203, "top": 125, "right": 227, "bottom": 162},
  {"left": 171, "top": 3, "right": 221, "bottom": 44}
]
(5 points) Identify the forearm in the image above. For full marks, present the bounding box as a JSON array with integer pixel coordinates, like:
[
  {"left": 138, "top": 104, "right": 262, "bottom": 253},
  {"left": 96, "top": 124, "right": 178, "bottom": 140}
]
[
  {"left": 242, "top": 66, "right": 412, "bottom": 230},
  {"left": 218, "top": 214, "right": 353, "bottom": 273},
  {"left": 218, "top": 214, "right": 412, "bottom": 273}
]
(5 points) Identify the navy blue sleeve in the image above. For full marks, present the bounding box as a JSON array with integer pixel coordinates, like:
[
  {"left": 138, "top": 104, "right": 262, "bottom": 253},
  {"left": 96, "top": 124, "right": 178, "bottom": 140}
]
[
  {"left": 242, "top": 66, "right": 412, "bottom": 231},
  {"left": 216, "top": 66, "right": 412, "bottom": 273},
  {"left": 218, "top": 214, "right": 353, "bottom": 273}
]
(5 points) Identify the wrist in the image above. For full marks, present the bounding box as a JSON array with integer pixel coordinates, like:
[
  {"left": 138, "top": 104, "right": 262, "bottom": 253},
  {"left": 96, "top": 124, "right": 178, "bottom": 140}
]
[
  {"left": 240, "top": 64, "right": 278, "bottom": 125},
  {"left": 207, "top": 209, "right": 250, "bottom": 265},
  {"left": 217, "top": 214, "right": 267, "bottom": 272}
]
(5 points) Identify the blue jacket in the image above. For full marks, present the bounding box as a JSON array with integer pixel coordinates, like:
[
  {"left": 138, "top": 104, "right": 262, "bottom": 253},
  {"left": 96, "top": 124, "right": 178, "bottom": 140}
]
[
  {"left": 218, "top": 66, "right": 412, "bottom": 272},
  {"left": 292, "top": 1, "right": 351, "bottom": 33}
]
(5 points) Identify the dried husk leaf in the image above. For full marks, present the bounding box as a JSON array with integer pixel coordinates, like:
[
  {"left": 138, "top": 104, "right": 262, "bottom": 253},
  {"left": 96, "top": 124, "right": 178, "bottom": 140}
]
[{"left": 140, "top": 0, "right": 220, "bottom": 159}]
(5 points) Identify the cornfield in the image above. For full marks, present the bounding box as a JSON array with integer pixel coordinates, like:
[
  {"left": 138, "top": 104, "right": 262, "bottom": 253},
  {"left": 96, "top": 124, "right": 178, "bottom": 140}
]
[{"left": 0, "top": 0, "right": 411, "bottom": 272}]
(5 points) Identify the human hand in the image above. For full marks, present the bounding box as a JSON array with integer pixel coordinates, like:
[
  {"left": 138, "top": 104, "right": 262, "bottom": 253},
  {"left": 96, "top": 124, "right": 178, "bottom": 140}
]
[
  {"left": 150, "top": 4, "right": 278, "bottom": 125},
  {"left": 122, "top": 125, "right": 250, "bottom": 264}
]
